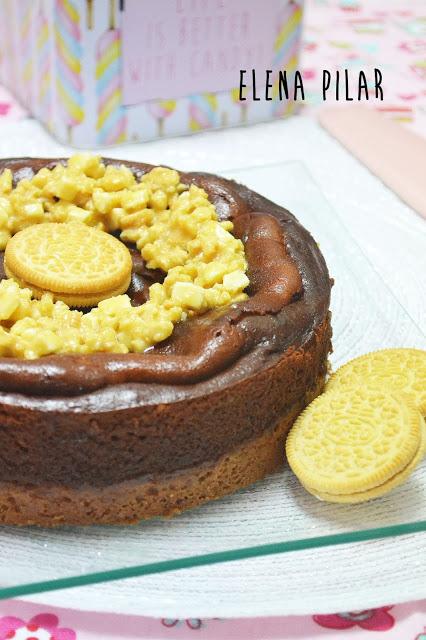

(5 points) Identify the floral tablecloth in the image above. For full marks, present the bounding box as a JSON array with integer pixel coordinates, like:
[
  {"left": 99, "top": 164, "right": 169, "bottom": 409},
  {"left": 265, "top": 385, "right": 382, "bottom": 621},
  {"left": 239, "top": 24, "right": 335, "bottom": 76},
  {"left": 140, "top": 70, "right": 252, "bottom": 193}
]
[
  {"left": 0, "top": 0, "right": 425, "bottom": 637},
  {"left": 1, "top": 600, "right": 426, "bottom": 639}
]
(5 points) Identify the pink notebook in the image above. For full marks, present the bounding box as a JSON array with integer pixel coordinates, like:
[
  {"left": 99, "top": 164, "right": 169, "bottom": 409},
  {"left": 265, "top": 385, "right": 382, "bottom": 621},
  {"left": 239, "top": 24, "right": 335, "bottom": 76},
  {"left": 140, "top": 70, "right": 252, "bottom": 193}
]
[{"left": 319, "top": 106, "right": 426, "bottom": 220}]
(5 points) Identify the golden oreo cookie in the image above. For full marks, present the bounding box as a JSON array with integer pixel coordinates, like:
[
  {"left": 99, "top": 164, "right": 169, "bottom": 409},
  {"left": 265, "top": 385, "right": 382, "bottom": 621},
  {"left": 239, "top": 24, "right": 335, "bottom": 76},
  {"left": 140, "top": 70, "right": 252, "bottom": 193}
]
[
  {"left": 4, "top": 222, "right": 132, "bottom": 307},
  {"left": 311, "top": 409, "right": 426, "bottom": 503},
  {"left": 286, "top": 388, "right": 423, "bottom": 498},
  {"left": 327, "top": 349, "right": 426, "bottom": 416}
]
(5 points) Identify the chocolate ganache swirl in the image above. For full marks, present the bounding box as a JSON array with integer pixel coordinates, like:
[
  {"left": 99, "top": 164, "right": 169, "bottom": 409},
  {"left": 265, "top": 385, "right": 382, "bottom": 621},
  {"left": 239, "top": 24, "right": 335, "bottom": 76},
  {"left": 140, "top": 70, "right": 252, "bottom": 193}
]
[{"left": 0, "top": 158, "right": 331, "bottom": 405}]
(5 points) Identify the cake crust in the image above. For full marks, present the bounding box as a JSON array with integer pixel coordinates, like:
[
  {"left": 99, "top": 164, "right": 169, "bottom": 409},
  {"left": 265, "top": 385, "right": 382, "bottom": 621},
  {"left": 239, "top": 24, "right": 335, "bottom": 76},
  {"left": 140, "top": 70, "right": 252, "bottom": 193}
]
[{"left": 0, "top": 320, "right": 330, "bottom": 526}]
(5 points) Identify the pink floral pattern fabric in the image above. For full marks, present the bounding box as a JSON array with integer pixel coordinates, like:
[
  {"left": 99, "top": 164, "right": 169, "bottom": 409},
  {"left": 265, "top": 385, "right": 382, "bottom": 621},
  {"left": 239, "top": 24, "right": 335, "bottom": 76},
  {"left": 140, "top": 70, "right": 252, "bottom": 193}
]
[
  {"left": 0, "top": 601, "right": 426, "bottom": 639},
  {"left": 300, "top": 0, "right": 426, "bottom": 137},
  {"left": 313, "top": 606, "right": 395, "bottom": 631},
  {"left": 161, "top": 619, "right": 203, "bottom": 630},
  {"left": 0, "top": 613, "right": 75, "bottom": 640}
]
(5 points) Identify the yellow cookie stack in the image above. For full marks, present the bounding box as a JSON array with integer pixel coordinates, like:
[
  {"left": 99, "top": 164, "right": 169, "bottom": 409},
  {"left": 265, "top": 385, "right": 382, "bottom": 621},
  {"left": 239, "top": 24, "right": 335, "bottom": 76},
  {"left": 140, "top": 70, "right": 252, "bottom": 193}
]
[
  {"left": 286, "top": 348, "right": 426, "bottom": 503},
  {"left": 4, "top": 222, "right": 132, "bottom": 307}
]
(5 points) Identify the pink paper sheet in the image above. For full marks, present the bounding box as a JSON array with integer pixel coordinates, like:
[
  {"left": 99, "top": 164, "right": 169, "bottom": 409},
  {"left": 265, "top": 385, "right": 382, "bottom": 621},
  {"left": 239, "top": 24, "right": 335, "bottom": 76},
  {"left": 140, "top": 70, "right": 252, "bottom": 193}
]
[{"left": 319, "top": 105, "right": 426, "bottom": 218}]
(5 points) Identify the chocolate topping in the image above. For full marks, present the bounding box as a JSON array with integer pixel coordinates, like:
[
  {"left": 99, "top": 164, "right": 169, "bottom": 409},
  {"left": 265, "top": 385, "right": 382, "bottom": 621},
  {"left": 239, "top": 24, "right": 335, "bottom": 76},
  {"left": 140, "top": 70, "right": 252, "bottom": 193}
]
[{"left": 0, "top": 158, "right": 331, "bottom": 407}]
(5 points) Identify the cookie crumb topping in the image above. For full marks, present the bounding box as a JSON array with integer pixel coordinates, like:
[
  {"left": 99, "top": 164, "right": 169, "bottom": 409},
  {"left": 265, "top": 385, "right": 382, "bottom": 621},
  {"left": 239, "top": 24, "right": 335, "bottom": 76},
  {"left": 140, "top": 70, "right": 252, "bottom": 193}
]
[{"left": 0, "top": 155, "right": 249, "bottom": 358}]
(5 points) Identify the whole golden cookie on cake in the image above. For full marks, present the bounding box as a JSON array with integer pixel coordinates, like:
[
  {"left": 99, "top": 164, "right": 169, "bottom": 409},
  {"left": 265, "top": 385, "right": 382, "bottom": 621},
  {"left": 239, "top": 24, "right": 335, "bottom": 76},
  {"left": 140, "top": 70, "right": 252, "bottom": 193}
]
[
  {"left": 286, "top": 387, "right": 425, "bottom": 502},
  {"left": 4, "top": 221, "right": 132, "bottom": 307},
  {"left": 326, "top": 348, "right": 426, "bottom": 416}
]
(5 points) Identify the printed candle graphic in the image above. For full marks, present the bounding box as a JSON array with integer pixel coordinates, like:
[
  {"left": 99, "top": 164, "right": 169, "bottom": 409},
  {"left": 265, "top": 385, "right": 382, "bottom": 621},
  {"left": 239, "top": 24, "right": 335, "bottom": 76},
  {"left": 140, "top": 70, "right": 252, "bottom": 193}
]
[
  {"left": 0, "top": 6, "right": 5, "bottom": 82},
  {"left": 188, "top": 94, "right": 218, "bottom": 131},
  {"left": 4, "top": 0, "right": 19, "bottom": 92},
  {"left": 36, "top": 4, "right": 53, "bottom": 129},
  {"left": 55, "top": 0, "right": 84, "bottom": 143},
  {"left": 339, "top": 0, "right": 361, "bottom": 11},
  {"left": 86, "top": 0, "right": 94, "bottom": 29},
  {"left": 19, "top": 0, "right": 34, "bottom": 108},
  {"left": 411, "top": 60, "right": 426, "bottom": 80},
  {"left": 350, "top": 19, "right": 384, "bottom": 34},
  {"left": 96, "top": 0, "right": 127, "bottom": 144},
  {"left": 0, "top": 1, "right": 10, "bottom": 85},
  {"left": 230, "top": 87, "right": 252, "bottom": 125},
  {"left": 376, "top": 105, "right": 413, "bottom": 124},
  {"left": 271, "top": 1, "right": 303, "bottom": 117},
  {"left": 147, "top": 100, "right": 176, "bottom": 137}
]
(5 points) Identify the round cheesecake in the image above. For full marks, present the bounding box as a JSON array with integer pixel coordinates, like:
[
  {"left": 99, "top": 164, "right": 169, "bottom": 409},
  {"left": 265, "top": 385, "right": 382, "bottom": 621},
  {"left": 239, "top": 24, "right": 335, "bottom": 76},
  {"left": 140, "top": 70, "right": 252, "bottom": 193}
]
[{"left": 0, "top": 158, "right": 332, "bottom": 526}]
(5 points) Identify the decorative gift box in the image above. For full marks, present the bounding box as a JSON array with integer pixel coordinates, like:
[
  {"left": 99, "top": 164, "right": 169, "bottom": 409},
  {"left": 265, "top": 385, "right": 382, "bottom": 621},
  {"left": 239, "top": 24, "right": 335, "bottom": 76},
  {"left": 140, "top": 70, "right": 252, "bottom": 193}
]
[{"left": 0, "top": 0, "right": 303, "bottom": 147}]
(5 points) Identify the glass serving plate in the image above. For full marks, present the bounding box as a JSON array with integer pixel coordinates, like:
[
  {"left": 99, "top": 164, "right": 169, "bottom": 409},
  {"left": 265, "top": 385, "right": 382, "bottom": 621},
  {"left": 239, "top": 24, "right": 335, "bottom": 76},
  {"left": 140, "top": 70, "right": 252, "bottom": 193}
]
[{"left": 0, "top": 160, "right": 425, "bottom": 601}]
